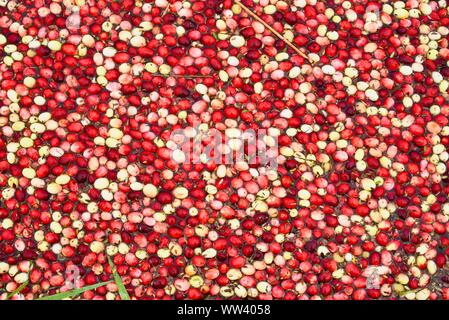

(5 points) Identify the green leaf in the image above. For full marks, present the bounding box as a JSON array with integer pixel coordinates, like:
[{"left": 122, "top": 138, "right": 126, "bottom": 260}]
[
  {"left": 6, "top": 281, "right": 29, "bottom": 300},
  {"left": 36, "top": 281, "right": 112, "bottom": 300},
  {"left": 108, "top": 256, "right": 130, "bottom": 300}
]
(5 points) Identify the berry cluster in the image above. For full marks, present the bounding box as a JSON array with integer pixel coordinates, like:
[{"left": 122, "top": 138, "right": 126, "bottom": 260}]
[{"left": 1, "top": 0, "right": 449, "bottom": 300}]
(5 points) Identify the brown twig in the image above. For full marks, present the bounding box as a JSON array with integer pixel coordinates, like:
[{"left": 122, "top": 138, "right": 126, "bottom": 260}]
[
  {"left": 234, "top": 0, "right": 312, "bottom": 64},
  {"left": 161, "top": 4, "right": 171, "bottom": 17}
]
